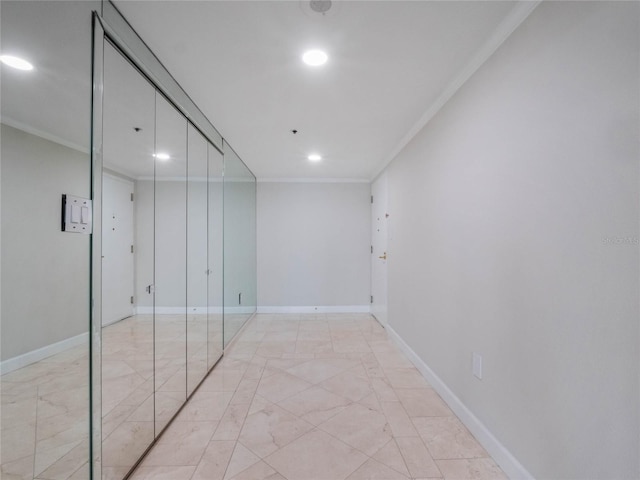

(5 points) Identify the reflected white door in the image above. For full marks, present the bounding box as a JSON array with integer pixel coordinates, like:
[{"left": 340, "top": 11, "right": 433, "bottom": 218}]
[
  {"left": 102, "top": 174, "right": 134, "bottom": 326},
  {"left": 371, "top": 171, "right": 388, "bottom": 326}
]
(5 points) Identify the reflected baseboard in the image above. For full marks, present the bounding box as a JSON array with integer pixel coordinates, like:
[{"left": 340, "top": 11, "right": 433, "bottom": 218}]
[
  {"left": 133, "top": 306, "right": 254, "bottom": 315},
  {"left": 257, "top": 305, "right": 371, "bottom": 314},
  {"left": 0, "top": 332, "right": 88, "bottom": 375}
]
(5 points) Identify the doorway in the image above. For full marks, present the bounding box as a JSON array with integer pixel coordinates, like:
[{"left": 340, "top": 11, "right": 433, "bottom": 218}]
[{"left": 371, "top": 171, "right": 389, "bottom": 326}]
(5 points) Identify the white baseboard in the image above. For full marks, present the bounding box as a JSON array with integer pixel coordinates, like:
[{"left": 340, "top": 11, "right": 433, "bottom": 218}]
[
  {"left": 134, "top": 306, "right": 254, "bottom": 315},
  {"left": 135, "top": 306, "right": 222, "bottom": 315},
  {"left": 0, "top": 332, "right": 89, "bottom": 375},
  {"left": 257, "top": 305, "right": 371, "bottom": 314},
  {"left": 385, "top": 325, "right": 534, "bottom": 480}
]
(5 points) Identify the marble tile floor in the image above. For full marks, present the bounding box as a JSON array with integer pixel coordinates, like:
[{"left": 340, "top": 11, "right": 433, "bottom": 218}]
[
  {"left": 1, "top": 341, "right": 90, "bottom": 480},
  {"left": 129, "top": 313, "right": 507, "bottom": 480}
]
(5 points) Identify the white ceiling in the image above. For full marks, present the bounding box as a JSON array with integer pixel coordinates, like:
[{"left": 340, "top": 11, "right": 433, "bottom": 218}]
[{"left": 1, "top": 1, "right": 522, "bottom": 180}]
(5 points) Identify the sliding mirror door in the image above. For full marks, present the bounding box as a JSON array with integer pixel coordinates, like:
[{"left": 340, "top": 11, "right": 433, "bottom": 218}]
[
  {"left": 223, "top": 142, "right": 257, "bottom": 346},
  {"left": 187, "top": 125, "right": 209, "bottom": 394},
  {"left": 101, "top": 41, "right": 156, "bottom": 479},
  {"left": 153, "top": 94, "right": 188, "bottom": 433},
  {"left": 208, "top": 145, "right": 224, "bottom": 366}
]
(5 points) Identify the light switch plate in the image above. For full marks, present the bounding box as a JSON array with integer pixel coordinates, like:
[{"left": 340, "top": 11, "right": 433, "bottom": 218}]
[{"left": 62, "top": 194, "right": 92, "bottom": 234}]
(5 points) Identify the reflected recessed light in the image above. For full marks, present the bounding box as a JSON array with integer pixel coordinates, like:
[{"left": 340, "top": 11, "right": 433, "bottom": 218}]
[
  {"left": 308, "top": 154, "right": 322, "bottom": 162},
  {"left": 0, "top": 55, "right": 34, "bottom": 71},
  {"left": 154, "top": 153, "right": 171, "bottom": 161},
  {"left": 302, "top": 50, "right": 328, "bottom": 66}
]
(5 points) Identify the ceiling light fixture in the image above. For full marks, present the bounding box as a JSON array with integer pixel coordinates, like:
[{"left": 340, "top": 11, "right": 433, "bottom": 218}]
[
  {"left": 154, "top": 153, "right": 171, "bottom": 161},
  {"left": 308, "top": 154, "right": 322, "bottom": 162},
  {"left": 302, "top": 50, "right": 328, "bottom": 67},
  {"left": 0, "top": 55, "right": 34, "bottom": 71}
]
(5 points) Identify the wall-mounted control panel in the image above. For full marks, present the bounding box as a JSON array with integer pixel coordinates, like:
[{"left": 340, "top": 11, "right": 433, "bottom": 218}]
[{"left": 62, "top": 194, "right": 92, "bottom": 234}]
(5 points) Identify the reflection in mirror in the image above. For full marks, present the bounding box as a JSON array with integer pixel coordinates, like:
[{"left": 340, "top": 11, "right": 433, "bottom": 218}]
[
  {"left": 187, "top": 125, "right": 208, "bottom": 394},
  {"left": 153, "top": 93, "right": 188, "bottom": 433},
  {"left": 101, "top": 40, "right": 155, "bottom": 479},
  {"left": 208, "top": 145, "right": 224, "bottom": 366},
  {"left": 1, "top": 2, "right": 93, "bottom": 479},
  {"left": 223, "top": 141, "right": 257, "bottom": 346}
]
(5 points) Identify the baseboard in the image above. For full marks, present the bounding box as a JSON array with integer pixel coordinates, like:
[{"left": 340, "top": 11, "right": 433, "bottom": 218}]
[
  {"left": 257, "top": 305, "right": 371, "bottom": 314},
  {"left": 0, "top": 332, "right": 89, "bottom": 375},
  {"left": 134, "top": 306, "right": 252, "bottom": 315},
  {"left": 385, "top": 325, "right": 534, "bottom": 480}
]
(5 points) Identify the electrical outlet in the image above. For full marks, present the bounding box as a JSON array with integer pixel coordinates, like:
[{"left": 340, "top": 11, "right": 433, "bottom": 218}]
[{"left": 472, "top": 353, "right": 482, "bottom": 380}]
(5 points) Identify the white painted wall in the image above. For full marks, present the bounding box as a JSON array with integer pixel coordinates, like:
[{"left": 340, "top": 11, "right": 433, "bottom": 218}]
[
  {"left": 257, "top": 181, "right": 371, "bottom": 309},
  {"left": 1, "top": 124, "right": 90, "bottom": 361},
  {"left": 385, "top": 2, "right": 639, "bottom": 479}
]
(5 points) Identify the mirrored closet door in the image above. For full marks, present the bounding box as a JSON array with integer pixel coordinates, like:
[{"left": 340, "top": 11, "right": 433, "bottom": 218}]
[{"left": 98, "top": 38, "right": 224, "bottom": 480}]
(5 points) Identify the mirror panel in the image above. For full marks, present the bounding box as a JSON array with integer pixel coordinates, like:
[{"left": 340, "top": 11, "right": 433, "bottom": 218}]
[
  {"left": 223, "top": 142, "right": 257, "bottom": 347},
  {"left": 208, "top": 145, "right": 224, "bottom": 367},
  {"left": 1, "top": 3, "right": 94, "bottom": 479},
  {"left": 153, "top": 93, "right": 188, "bottom": 433},
  {"left": 187, "top": 125, "right": 209, "bottom": 394},
  {"left": 101, "top": 40, "right": 156, "bottom": 479}
]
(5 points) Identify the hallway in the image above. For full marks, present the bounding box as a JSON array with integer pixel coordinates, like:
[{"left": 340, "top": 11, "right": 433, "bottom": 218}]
[{"left": 128, "top": 314, "right": 506, "bottom": 480}]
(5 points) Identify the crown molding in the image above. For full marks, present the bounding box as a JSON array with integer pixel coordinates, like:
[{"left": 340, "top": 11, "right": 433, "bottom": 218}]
[{"left": 371, "top": 0, "right": 542, "bottom": 180}]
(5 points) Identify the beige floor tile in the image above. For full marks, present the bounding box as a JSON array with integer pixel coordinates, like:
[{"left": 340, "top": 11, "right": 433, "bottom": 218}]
[
  {"left": 142, "top": 421, "right": 215, "bottom": 466},
  {"left": 191, "top": 440, "right": 235, "bottom": 480},
  {"left": 213, "top": 403, "right": 251, "bottom": 441},
  {"left": 129, "top": 465, "right": 196, "bottom": 479},
  {"left": 371, "top": 377, "right": 399, "bottom": 402},
  {"left": 319, "top": 403, "right": 393, "bottom": 456},
  {"left": 264, "top": 429, "right": 368, "bottom": 480},
  {"left": 372, "top": 439, "right": 411, "bottom": 477},
  {"left": 176, "top": 390, "right": 233, "bottom": 422},
  {"left": 0, "top": 455, "right": 34, "bottom": 480},
  {"left": 396, "top": 388, "right": 454, "bottom": 417},
  {"left": 277, "top": 385, "right": 351, "bottom": 426},
  {"left": 373, "top": 351, "right": 414, "bottom": 369},
  {"left": 346, "top": 458, "right": 410, "bottom": 479},
  {"left": 381, "top": 402, "right": 418, "bottom": 436},
  {"left": 228, "top": 460, "right": 285, "bottom": 480},
  {"left": 321, "top": 367, "right": 373, "bottom": 402},
  {"left": 230, "top": 377, "right": 260, "bottom": 405},
  {"left": 255, "top": 371, "right": 312, "bottom": 403},
  {"left": 224, "top": 442, "right": 261, "bottom": 479},
  {"left": 436, "top": 458, "right": 507, "bottom": 480},
  {"left": 396, "top": 436, "right": 442, "bottom": 478},
  {"left": 384, "top": 368, "right": 431, "bottom": 389},
  {"left": 412, "top": 417, "right": 488, "bottom": 460},
  {"left": 238, "top": 402, "right": 314, "bottom": 458},
  {"left": 285, "top": 358, "right": 358, "bottom": 384}
]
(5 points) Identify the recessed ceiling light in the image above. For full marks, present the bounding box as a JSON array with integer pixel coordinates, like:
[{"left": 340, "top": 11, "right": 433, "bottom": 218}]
[
  {"left": 308, "top": 154, "right": 322, "bottom": 162},
  {"left": 302, "top": 50, "right": 328, "bottom": 67},
  {"left": 154, "top": 152, "right": 171, "bottom": 161},
  {"left": 0, "top": 55, "right": 34, "bottom": 71}
]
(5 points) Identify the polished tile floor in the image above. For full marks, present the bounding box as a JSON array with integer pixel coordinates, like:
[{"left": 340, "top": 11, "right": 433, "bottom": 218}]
[
  {"left": 130, "top": 314, "right": 507, "bottom": 480},
  {"left": 0, "top": 343, "right": 90, "bottom": 480}
]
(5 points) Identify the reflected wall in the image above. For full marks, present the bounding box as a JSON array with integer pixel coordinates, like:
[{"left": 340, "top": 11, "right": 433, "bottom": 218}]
[{"left": 0, "top": 2, "right": 95, "bottom": 479}]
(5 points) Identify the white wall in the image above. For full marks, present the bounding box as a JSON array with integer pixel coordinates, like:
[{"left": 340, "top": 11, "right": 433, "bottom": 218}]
[
  {"left": 1, "top": 124, "right": 90, "bottom": 361},
  {"left": 257, "top": 181, "right": 371, "bottom": 309},
  {"left": 385, "top": 2, "right": 639, "bottom": 479}
]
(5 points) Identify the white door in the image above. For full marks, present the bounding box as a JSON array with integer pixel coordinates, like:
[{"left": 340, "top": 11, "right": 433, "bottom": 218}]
[
  {"left": 371, "top": 171, "right": 388, "bottom": 326},
  {"left": 102, "top": 174, "right": 134, "bottom": 326}
]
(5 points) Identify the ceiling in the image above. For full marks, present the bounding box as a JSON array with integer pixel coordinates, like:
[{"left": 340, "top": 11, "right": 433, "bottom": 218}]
[{"left": 1, "top": 1, "right": 521, "bottom": 180}]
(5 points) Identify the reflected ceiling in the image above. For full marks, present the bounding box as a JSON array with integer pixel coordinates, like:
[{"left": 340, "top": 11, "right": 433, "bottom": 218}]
[{"left": 1, "top": 1, "right": 519, "bottom": 180}]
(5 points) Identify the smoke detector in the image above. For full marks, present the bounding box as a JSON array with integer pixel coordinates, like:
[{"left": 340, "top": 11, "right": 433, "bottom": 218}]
[
  {"left": 299, "top": 0, "right": 340, "bottom": 18},
  {"left": 310, "top": 0, "right": 332, "bottom": 14}
]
